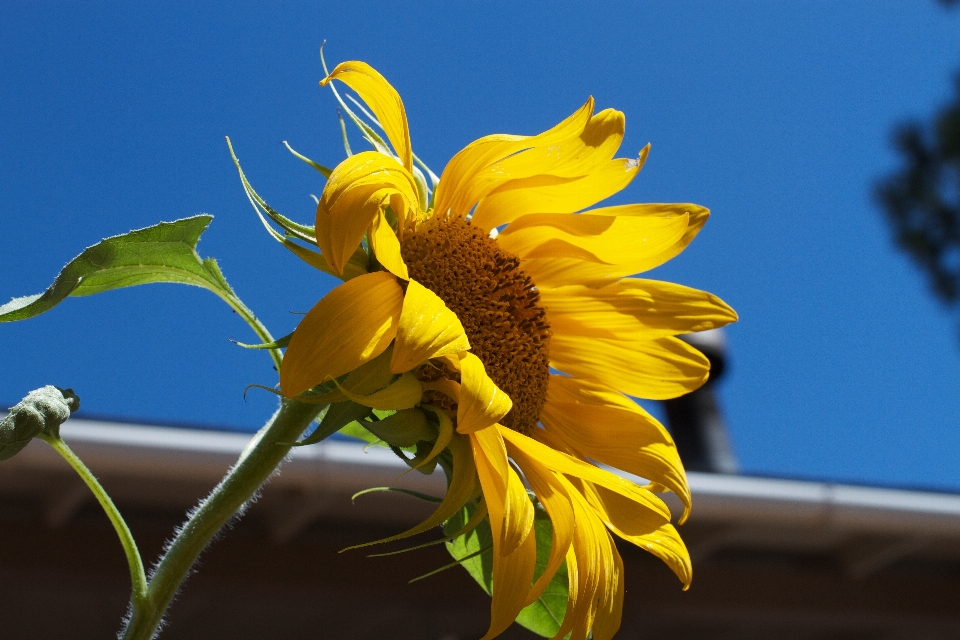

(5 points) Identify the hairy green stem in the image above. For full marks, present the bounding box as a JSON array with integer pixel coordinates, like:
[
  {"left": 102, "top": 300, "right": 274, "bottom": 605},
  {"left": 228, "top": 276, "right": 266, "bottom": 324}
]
[
  {"left": 120, "top": 398, "right": 324, "bottom": 640},
  {"left": 39, "top": 432, "right": 148, "bottom": 604}
]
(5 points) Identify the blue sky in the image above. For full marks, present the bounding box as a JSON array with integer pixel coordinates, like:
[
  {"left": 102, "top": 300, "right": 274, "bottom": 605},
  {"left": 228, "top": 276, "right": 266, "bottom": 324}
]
[{"left": 3, "top": 2, "right": 960, "bottom": 491}]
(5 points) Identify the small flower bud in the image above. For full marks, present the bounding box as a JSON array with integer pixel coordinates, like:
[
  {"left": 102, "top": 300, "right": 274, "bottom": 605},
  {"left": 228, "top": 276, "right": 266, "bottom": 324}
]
[{"left": 0, "top": 386, "right": 80, "bottom": 461}]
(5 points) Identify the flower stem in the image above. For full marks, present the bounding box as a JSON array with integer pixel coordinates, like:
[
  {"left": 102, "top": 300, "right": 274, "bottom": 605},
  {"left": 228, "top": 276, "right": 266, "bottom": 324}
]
[
  {"left": 38, "top": 432, "right": 148, "bottom": 605},
  {"left": 120, "top": 398, "right": 324, "bottom": 640}
]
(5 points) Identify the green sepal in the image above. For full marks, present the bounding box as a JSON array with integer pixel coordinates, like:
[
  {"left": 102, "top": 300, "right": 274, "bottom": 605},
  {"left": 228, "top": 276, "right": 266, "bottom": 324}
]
[
  {"left": 294, "top": 401, "right": 371, "bottom": 447},
  {"left": 351, "top": 486, "right": 443, "bottom": 504},
  {"left": 226, "top": 137, "right": 316, "bottom": 243},
  {"left": 281, "top": 140, "right": 332, "bottom": 178},
  {"left": 362, "top": 408, "right": 433, "bottom": 448},
  {"left": 0, "top": 216, "right": 238, "bottom": 323},
  {"left": 444, "top": 499, "right": 569, "bottom": 637},
  {"left": 231, "top": 332, "right": 292, "bottom": 350}
]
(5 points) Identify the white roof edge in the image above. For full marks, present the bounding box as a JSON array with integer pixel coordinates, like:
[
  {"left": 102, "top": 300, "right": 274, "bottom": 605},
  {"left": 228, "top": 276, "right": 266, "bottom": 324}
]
[{"left": 7, "top": 417, "right": 960, "bottom": 538}]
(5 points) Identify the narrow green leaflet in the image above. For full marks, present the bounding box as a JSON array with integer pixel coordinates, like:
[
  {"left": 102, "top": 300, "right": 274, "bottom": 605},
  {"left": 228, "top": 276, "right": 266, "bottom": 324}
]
[
  {"left": 444, "top": 500, "right": 569, "bottom": 638},
  {"left": 0, "top": 215, "right": 281, "bottom": 368}
]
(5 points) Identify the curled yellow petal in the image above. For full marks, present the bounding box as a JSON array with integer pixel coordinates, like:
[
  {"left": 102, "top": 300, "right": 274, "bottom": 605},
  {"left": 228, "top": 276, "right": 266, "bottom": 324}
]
[
  {"left": 315, "top": 151, "right": 419, "bottom": 276},
  {"left": 456, "top": 353, "right": 513, "bottom": 433},
  {"left": 414, "top": 404, "right": 454, "bottom": 469},
  {"left": 369, "top": 209, "right": 408, "bottom": 279},
  {"left": 321, "top": 60, "right": 413, "bottom": 171},
  {"left": 580, "top": 481, "right": 692, "bottom": 589},
  {"left": 433, "top": 98, "right": 595, "bottom": 219},
  {"left": 390, "top": 280, "right": 471, "bottom": 374},
  {"left": 280, "top": 271, "right": 403, "bottom": 397},
  {"left": 499, "top": 427, "right": 671, "bottom": 521}
]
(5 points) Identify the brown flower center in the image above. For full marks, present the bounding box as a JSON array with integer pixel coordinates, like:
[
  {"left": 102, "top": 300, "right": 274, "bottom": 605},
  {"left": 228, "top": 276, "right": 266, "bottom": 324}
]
[{"left": 401, "top": 216, "right": 551, "bottom": 433}]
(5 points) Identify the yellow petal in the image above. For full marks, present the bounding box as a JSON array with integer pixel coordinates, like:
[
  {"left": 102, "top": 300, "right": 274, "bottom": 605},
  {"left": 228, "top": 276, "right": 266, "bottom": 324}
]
[
  {"left": 320, "top": 60, "right": 413, "bottom": 171},
  {"left": 455, "top": 353, "right": 513, "bottom": 433},
  {"left": 516, "top": 202, "right": 710, "bottom": 286},
  {"left": 368, "top": 209, "right": 408, "bottom": 279},
  {"left": 580, "top": 481, "right": 692, "bottom": 589},
  {"left": 471, "top": 158, "right": 640, "bottom": 232},
  {"left": 499, "top": 427, "right": 671, "bottom": 521},
  {"left": 335, "top": 371, "right": 422, "bottom": 410},
  {"left": 433, "top": 98, "right": 595, "bottom": 219},
  {"left": 591, "top": 529, "right": 624, "bottom": 640},
  {"left": 508, "top": 445, "right": 575, "bottom": 606},
  {"left": 550, "top": 333, "right": 710, "bottom": 400},
  {"left": 315, "top": 151, "right": 419, "bottom": 276},
  {"left": 471, "top": 428, "right": 537, "bottom": 640},
  {"left": 497, "top": 211, "right": 689, "bottom": 273},
  {"left": 541, "top": 375, "right": 691, "bottom": 521},
  {"left": 280, "top": 271, "right": 403, "bottom": 397},
  {"left": 553, "top": 475, "right": 605, "bottom": 640},
  {"left": 343, "top": 432, "right": 476, "bottom": 550},
  {"left": 541, "top": 278, "right": 738, "bottom": 340},
  {"left": 390, "top": 280, "right": 471, "bottom": 374},
  {"left": 413, "top": 404, "right": 454, "bottom": 469},
  {"left": 469, "top": 112, "right": 639, "bottom": 231}
]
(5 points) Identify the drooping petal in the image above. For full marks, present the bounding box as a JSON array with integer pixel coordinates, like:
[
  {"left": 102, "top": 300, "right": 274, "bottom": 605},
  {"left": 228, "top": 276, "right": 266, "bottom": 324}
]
[
  {"left": 320, "top": 60, "right": 413, "bottom": 171},
  {"left": 281, "top": 271, "right": 404, "bottom": 397},
  {"left": 507, "top": 440, "right": 576, "bottom": 606},
  {"left": 591, "top": 529, "right": 624, "bottom": 640},
  {"left": 433, "top": 99, "right": 595, "bottom": 219},
  {"left": 541, "top": 278, "right": 738, "bottom": 340},
  {"left": 456, "top": 353, "right": 513, "bottom": 433},
  {"left": 540, "top": 374, "right": 691, "bottom": 521},
  {"left": 390, "top": 279, "right": 471, "bottom": 373},
  {"left": 315, "top": 151, "right": 419, "bottom": 276},
  {"left": 550, "top": 333, "right": 710, "bottom": 401},
  {"left": 497, "top": 211, "right": 689, "bottom": 274},
  {"left": 471, "top": 427, "right": 538, "bottom": 640},
  {"left": 580, "top": 481, "right": 693, "bottom": 589},
  {"left": 553, "top": 475, "right": 605, "bottom": 640},
  {"left": 497, "top": 427, "right": 672, "bottom": 521}
]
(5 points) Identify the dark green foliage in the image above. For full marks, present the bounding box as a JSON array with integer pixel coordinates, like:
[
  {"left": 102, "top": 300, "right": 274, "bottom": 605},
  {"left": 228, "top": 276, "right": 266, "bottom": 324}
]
[{"left": 878, "top": 75, "right": 960, "bottom": 313}]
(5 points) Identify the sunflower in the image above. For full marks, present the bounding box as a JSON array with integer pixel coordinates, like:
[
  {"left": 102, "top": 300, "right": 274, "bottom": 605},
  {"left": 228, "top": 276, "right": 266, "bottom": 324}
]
[{"left": 277, "top": 60, "right": 736, "bottom": 640}]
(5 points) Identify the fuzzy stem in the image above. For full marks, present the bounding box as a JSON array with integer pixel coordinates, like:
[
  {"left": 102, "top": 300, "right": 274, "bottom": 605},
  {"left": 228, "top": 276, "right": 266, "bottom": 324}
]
[
  {"left": 38, "top": 432, "right": 148, "bottom": 605},
  {"left": 119, "top": 398, "right": 323, "bottom": 640}
]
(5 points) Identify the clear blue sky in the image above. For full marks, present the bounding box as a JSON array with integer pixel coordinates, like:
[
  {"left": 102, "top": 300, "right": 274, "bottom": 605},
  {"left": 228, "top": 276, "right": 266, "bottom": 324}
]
[{"left": 4, "top": 2, "right": 960, "bottom": 491}]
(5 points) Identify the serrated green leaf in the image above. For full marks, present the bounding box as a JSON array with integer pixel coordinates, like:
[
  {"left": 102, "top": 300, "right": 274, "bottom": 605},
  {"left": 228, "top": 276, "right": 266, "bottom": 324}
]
[
  {"left": 444, "top": 500, "right": 569, "bottom": 638},
  {"left": 0, "top": 215, "right": 283, "bottom": 369},
  {"left": 1, "top": 216, "right": 222, "bottom": 321}
]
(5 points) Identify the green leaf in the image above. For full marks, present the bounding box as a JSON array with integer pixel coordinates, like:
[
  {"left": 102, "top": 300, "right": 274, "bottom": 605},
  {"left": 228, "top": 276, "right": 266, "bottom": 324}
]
[
  {"left": 1, "top": 216, "right": 227, "bottom": 322},
  {"left": 444, "top": 500, "right": 569, "bottom": 638}
]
